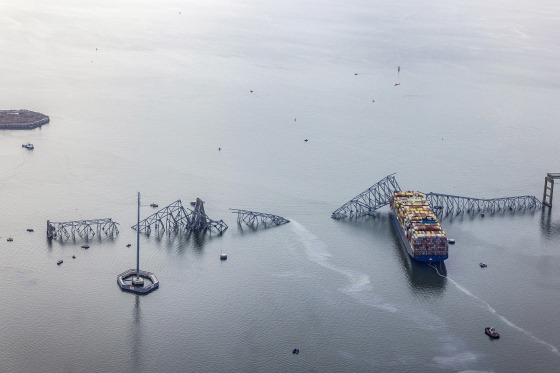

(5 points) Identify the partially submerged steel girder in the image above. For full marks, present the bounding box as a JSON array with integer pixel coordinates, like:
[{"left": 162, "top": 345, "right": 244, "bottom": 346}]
[
  {"left": 133, "top": 198, "right": 227, "bottom": 235},
  {"left": 425, "top": 193, "right": 542, "bottom": 216},
  {"left": 331, "top": 174, "right": 401, "bottom": 219},
  {"left": 47, "top": 218, "right": 119, "bottom": 240},
  {"left": 230, "top": 209, "right": 290, "bottom": 228}
]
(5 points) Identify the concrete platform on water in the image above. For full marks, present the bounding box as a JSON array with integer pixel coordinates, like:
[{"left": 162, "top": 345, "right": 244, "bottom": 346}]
[{"left": 117, "top": 269, "right": 159, "bottom": 294}]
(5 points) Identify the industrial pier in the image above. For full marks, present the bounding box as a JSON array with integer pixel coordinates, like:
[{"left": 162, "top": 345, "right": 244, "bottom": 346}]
[{"left": 0, "top": 110, "right": 49, "bottom": 129}]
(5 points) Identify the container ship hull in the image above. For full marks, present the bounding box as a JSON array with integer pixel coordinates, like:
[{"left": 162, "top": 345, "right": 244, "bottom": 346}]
[
  {"left": 390, "top": 191, "right": 448, "bottom": 263},
  {"left": 391, "top": 211, "right": 447, "bottom": 262}
]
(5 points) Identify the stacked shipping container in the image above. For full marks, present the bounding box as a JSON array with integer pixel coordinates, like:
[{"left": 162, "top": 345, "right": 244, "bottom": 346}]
[{"left": 390, "top": 191, "right": 448, "bottom": 262}]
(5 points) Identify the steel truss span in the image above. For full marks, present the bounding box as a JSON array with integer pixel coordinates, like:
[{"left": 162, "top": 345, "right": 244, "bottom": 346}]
[
  {"left": 331, "top": 174, "right": 401, "bottom": 219},
  {"left": 132, "top": 198, "right": 227, "bottom": 235},
  {"left": 47, "top": 218, "right": 119, "bottom": 239},
  {"left": 425, "top": 193, "right": 542, "bottom": 216},
  {"left": 230, "top": 209, "right": 290, "bottom": 228},
  {"left": 331, "top": 173, "right": 543, "bottom": 219}
]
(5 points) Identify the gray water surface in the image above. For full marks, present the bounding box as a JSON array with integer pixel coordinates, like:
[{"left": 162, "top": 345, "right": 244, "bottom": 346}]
[{"left": 1, "top": 0, "right": 560, "bottom": 372}]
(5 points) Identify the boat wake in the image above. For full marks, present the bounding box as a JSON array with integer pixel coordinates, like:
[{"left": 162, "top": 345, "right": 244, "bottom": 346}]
[
  {"left": 290, "top": 220, "right": 395, "bottom": 312},
  {"left": 291, "top": 220, "right": 480, "bottom": 369},
  {"left": 430, "top": 264, "right": 560, "bottom": 356}
]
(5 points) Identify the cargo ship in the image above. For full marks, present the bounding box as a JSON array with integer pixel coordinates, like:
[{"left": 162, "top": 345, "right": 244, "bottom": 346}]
[{"left": 390, "top": 191, "right": 448, "bottom": 262}]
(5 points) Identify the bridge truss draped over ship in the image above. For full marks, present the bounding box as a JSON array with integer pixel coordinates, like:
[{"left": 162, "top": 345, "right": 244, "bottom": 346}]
[
  {"left": 47, "top": 218, "right": 119, "bottom": 239},
  {"left": 331, "top": 174, "right": 542, "bottom": 219},
  {"left": 331, "top": 174, "right": 401, "bottom": 219},
  {"left": 230, "top": 209, "right": 290, "bottom": 228},
  {"left": 133, "top": 198, "right": 228, "bottom": 235}
]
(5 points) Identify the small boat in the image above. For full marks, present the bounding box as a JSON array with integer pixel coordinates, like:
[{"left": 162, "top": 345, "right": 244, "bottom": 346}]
[
  {"left": 150, "top": 203, "right": 158, "bottom": 208},
  {"left": 72, "top": 255, "right": 76, "bottom": 259},
  {"left": 81, "top": 245, "right": 90, "bottom": 249},
  {"left": 22, "top": 143, "right": 34, "bottom": 150},
  {"left": 292, "top": 348, "right": 300, "bottom": 355},
  {"left": 126, "top": 244, "right": 131, "bottom": 247},
  {"left": 57, "top": 260, "right": 63, "bottom": 265},
  {"left": 479, "top": 263, "right": 487, "bottom": 268},
  {"left": 220, "top": 252, "right": 228, "bottom": 260},
  {"left": 448, "top": 238, "right": 455, "bottom": 244},
  {"left": 7, "top": 238, "right": 13, "bottom": 242},
  {"left": 485, "top": 327, "right": 500, "bottom": 339},
  {"left": 26, "top": 228, "right": 34, "bottom": 232}
]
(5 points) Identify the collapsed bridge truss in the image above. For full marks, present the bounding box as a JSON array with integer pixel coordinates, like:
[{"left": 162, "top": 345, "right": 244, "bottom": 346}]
[
  {"left": 133, "top": 198, "right": 227, "bottom": 235},
  {"left": 331, "top": 174, "right": 401, "bottom": 219},
  {"left": 231, "top": 209, "right": 290, "bottom": 228},
  {"left": 332, "top": 174, "right": 542, "bottom": 219},
  {"left": 425, "top": 193, "right": 541, "bottom": 216},
  {"left": 47, "top": 218, "right": 119, "bottom": 240}
]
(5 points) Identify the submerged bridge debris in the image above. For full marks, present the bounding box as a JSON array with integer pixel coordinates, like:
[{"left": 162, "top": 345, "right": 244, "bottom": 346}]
[
  {"left": 133, "top": 198, "right": 227, "bottom": 235},
  {"left": 47, "top": 218, "right": 119, "bottom": 240},
  {"left": 230, "top": 209, "right": 290, "bottom": 228},
  {"left": 331, "top": 173, "right": 542, "bottom": 219}
]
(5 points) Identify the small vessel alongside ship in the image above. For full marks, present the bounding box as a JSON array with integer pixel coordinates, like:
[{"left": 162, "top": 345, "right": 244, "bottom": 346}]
[
  {"left": 22, "top": 143, "right": 34, "bottom": 150},
  {"left": 390, "top": 191, "right": 448, "bottom": 262}
]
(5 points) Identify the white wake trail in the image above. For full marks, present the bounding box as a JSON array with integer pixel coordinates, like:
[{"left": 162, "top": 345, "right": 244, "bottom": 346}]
[{"left": 431, "top": 264, "right": 560, "bottom": 356}]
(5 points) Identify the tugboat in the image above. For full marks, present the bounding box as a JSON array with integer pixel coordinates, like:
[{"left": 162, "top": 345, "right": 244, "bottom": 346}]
[
  {"left": 22, "top": 143, "right": 34, "bottom": 150},
  {"left": 485, "top": 327, "right": 500, "bottom": 339}
]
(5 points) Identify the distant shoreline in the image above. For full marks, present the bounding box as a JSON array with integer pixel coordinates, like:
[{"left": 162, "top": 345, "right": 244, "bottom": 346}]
[{"left": 0, "top": 110, "right": 49, "bottom": 130}]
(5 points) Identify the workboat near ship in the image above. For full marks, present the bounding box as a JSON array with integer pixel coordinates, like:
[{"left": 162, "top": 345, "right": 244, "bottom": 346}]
[
  {"left": 390, "top": 191, "right": 448, "bottom": 262},
  {"left": 22, "top": 142, "right": 34, "bottom": 150}
]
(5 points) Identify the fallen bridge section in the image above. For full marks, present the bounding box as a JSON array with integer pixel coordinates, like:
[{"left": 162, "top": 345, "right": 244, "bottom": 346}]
[
  {"left": 133, "top": 198, "right": 227, "bottom": 235},
  {"left": 331, "top": 174, "right": 401, "bottom": 219},
  {"left": 231, "top": 209, "right": 290, "bottom": 228},
  {"left": 425, "top": 193, "right": 542, "bottom": 216},
  {"left": 47, "top": 218, "right": 119, "bottom": 240}
]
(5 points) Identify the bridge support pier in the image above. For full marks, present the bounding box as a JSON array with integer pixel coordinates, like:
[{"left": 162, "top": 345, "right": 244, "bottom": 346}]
[{"left": 543, "top": 173, "right": 560, "bottom": 208}]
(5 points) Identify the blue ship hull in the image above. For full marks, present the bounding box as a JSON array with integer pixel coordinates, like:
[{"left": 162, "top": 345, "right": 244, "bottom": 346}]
[{"left": 391, "top": 211, "right": 447, "bottom": 263}]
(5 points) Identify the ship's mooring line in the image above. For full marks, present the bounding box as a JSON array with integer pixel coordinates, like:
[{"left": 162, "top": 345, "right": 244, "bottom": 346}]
[{"left": 428, "top": 263, "right": 560, "bottom": 356}]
